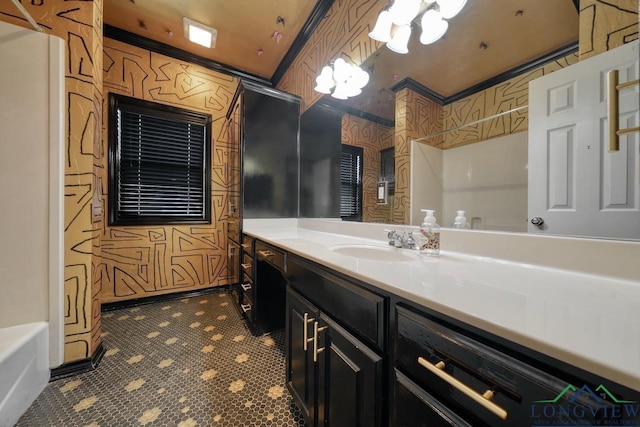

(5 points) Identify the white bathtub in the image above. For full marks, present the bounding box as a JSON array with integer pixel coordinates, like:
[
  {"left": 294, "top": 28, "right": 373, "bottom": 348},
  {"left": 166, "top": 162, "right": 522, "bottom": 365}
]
[{"left": 0, "top": 322, "right": 50, "bottom": 427}]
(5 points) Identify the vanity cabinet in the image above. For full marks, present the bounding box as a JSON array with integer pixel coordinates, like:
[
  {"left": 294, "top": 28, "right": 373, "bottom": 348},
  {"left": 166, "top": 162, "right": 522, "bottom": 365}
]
[
  {"left": 285, "top": 257, "right": 385, "bottom": 427},
  {"left": 248, "top": 234, "right": 639, "bottom": 426}
]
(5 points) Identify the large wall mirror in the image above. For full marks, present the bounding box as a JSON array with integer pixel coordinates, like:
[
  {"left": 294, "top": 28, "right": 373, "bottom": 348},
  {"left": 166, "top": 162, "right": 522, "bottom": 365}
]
[{"left": 313, "top": 0, "right": 639, "bottom": 241}]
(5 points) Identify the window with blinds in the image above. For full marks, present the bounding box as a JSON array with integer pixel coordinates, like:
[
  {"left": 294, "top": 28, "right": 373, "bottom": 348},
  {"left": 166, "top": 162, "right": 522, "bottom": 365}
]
[
  {"left": 108, "top": 94, "right": 211, "bottom": 225},
  {"left": 340, "top": 144, "right": 363, "bottom": 221}
]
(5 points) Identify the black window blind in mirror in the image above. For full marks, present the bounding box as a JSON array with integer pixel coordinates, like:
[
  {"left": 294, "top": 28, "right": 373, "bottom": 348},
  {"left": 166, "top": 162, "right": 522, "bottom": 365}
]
[
  {"left": 109, "top": 94, "right": 211, "bottom": 225},
  {"left": 340, "top": 144, "right": 363, "bottom": 221}
]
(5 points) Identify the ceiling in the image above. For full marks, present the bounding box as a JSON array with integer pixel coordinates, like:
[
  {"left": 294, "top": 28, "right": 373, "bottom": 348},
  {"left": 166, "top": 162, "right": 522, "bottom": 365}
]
[{"left": 103, "top": 0, "right": 580, "bottom": 121}]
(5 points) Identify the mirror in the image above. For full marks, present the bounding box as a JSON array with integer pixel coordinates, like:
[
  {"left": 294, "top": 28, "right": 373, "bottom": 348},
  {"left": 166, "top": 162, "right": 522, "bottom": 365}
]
[{"left": 312, "top": 0, "right": 638, "bottom": 241}]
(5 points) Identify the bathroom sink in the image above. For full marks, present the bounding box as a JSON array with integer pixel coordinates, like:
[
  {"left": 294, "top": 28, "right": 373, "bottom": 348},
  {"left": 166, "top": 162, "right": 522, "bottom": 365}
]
[{"left": 329, "top": 244, "right": 419, "bottom": 262}]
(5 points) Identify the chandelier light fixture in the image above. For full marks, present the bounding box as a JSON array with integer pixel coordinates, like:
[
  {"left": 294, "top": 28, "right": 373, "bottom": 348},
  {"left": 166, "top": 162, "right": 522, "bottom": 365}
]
[
  {"left": 368, "top": 0, "right": 467, "bottom": 53},
  {"left": 313, "top": 58, "right": 370, "bottom": 99}
]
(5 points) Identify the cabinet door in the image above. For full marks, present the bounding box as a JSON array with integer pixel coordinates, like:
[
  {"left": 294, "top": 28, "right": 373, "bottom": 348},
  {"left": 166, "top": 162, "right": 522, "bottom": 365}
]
[
  {"left": 285, "top": 287, "right": 318, "bottom": 424},
  {"left": 317, "top": 313, "right": 383, "bottom": 427}
]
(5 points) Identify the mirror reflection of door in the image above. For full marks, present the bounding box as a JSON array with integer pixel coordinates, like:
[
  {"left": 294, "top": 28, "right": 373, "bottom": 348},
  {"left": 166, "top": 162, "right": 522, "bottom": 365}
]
[{"left": 528, "top": 41, "right": 640, "bottom": 239}]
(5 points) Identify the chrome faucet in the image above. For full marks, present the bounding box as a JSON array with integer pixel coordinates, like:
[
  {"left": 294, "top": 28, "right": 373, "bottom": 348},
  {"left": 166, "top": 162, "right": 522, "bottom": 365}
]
[{"left": 385, "top": 230, "right": 415, "bottom": 249}]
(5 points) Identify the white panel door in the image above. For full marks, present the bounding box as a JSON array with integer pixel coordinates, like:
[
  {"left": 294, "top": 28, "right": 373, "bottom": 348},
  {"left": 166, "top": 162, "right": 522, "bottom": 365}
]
[{"left": 528, "top": 41, "right": 639, "bottom": 239}]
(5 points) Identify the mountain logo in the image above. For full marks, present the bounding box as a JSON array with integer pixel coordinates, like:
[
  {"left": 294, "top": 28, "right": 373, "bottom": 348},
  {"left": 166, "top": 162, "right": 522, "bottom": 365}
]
[
  {"left": 534, "top": 384, "right": 636, "bottom": 404},
  {"left": 530, "top": 383, "right": 639, "bottom": 426}
]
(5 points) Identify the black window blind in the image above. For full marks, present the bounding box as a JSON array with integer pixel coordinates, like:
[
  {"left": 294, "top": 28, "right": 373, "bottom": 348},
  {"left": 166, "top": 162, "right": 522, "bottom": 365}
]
[
  {"left": 340, "top": 144, "right": 363, "bottom": 221},
  {"left": 109, "top": 94, "right": 211, "bottom": 225}
]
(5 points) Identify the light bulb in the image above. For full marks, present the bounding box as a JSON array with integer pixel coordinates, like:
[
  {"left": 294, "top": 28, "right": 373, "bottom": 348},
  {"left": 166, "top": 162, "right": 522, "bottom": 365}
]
[
  {"left": 368, "top": 10, "right": 394, "bottom": 42},
  {"left": 436, "top": 0, "right": 467, "bottom": 19},
  {"left": 387, "top": 24, "right": 411, "bottom": 54},
  {"left": 331, "top": 81, "right": 350, "bottom": 100},
  {"left": 389, "top": 0, "right": 422, "bottom": 26},
  {"left": 332, "top": 58, "right": 351, "bottom": 82},
  {"left": 420, "top": 10, "right": 448, "bottom": 44}
]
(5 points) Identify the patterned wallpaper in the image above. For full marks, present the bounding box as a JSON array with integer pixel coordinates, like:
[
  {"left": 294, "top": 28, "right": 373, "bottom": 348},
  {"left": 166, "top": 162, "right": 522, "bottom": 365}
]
[
  {"left": 276, "top": 0, "right": 381, "bottom": 112},
  {"left": 100, "top": 38, "right": 239, "bottom": 304},
  {"left": 579, "top": 0, "right": 639, "bottom": 60},
  {"left": 393, "top": 88, "right": 443, "bottom": 224},
  {"left": 341, "top": 115, "right": 394, "bottom": 222},
  {"left": 0, "top": 0, "right": 103, "bottom": 363}
]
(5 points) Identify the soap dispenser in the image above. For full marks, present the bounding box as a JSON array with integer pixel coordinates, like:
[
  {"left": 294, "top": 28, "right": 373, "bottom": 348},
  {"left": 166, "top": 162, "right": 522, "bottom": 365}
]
[
  {"left": 452, "top": 210, "right": 470, "bottom": 229},
  {"left": 419, "top": 209, "right": 440, "bottom": 256}
]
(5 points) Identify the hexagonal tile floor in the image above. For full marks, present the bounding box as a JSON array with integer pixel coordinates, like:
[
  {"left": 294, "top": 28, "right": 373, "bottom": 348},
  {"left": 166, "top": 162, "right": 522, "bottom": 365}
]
[{"left": 17, "top": 291, "right": 306, "bottom": 426}]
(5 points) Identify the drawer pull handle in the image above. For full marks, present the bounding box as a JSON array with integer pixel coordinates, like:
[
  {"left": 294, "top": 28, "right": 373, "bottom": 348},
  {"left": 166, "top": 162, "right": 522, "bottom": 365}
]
[
  {"left": 258, "top": 250, "right": 275, "bottom": 258},
  {"left": 417, "top": 357, "right": 508, "bottom": 421},
  {"left": 240, "top": 283, "right": 252, "bottom": 292},
  {"left": 312, "top": 321, "right": 328, "bottom": 363},
  {"left": 241, "top": 243, "right": 251, "bottom": 251},
  {"left": 241, "top": 263, "right": 251, "bottom": 270},
  {"left": 240, "top": 303, "right": 251, "bottom": 313},
  {"left": 302, "top": 313, "right": 315, "bottom": 351}
]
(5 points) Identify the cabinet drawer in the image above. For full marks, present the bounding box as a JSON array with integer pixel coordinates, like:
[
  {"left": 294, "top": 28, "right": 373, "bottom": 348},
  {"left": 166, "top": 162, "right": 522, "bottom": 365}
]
[
  {"left": 243, "top": 253, "right": 253, "bottom": 267},
  {"left": 395, "top": 305, "right": 635, "bottom": 427},
  {"left": 255, "top": 241, "right": 285, "bottom": 273},
  {"left": 239, "top": 292, "right": 253, "bottom": 322},
  {"left": 241, "top": 235, "right": 254, "bottom": 256},
  {"left": 239, "top": 280, "right": 254, "bottom": 304},
  {"left": 240, "top": 259, "right": 252, "bottom": 277},
  {"left": 287, "top": 257, "right": 386, "bottom": 351},
  {"left": 394, "top": 370, "right": 471, "bottom": 427}
]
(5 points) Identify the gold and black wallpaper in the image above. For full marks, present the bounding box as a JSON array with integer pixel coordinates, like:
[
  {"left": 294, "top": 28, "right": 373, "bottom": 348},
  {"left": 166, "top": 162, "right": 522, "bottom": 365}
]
[{"left": 100, "top": 38, "right": 239, "bottom": 304}]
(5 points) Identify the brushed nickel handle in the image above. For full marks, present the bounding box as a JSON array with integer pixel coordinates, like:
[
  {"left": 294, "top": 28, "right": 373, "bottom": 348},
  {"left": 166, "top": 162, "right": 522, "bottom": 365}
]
[
  {"left": 303, "top": 313, "right": 315, "bottom": 351},
  {"left": 607, "top": 70, "right": 640, "bottom": 152},
  {"left": 241, "top": 263, "right": 251, "bottom": 270},
  {"left": 312, "top": 321, "right": 328, "bottom": 363},
  {"left": 240, "top": 303, "right": 251, "bottom": 313},
  {"left": 240, "top": 282, "right": 252, "bottom": 292},
  {"left": 257, "top": 250, "right": 275, "bottom": 258},
  {"left": 241, "top": 243, "right": 251, "bottom": 251},
  {"left": 417, "top": 357, "right": 508, "bottom": 421}
]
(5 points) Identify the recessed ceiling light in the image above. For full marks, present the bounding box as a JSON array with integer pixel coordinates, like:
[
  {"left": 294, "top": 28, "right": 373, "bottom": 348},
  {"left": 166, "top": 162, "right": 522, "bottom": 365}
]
[{"left": 183, "top": 17, "right": 217, "bottom": 48}]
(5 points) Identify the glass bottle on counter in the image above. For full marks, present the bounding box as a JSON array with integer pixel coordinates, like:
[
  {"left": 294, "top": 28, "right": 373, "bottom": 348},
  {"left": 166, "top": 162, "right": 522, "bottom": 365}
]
[{"left": 419, "top": 209, "right": 440, "bottom": 256}]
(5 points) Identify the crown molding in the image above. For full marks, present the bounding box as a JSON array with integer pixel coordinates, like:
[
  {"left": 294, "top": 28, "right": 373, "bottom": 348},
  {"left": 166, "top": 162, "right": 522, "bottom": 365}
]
[
  {"left": 272, "top": 0, "right": 337, "bottom": 86},
  {"left": 104, "top": 25, "right": 271, "bottom": 87}
]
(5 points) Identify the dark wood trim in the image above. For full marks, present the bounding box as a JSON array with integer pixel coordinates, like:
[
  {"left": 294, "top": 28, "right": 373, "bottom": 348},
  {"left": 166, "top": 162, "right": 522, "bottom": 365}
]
[
  {"left": 240, "top": 80, "right": 302, "bottom": 104},
  {"left": 385, "top": 41, "right": 579, "bottom": 109},
  {"left": 50, "top": 344, "right": 106, "bottom": 382},
  {"left": 390, "top": 77, "right": 446, "bottom": 105},
  {"left": 315, "top": 98, "right": 395, "bottom": 128},
  {"left": 101, "top": 286, "right": 230, "bottom": 312},
  {"left": 445, "top": 41, "right": 579, "bottom": 104},
  {"left": 572, "top": 0, "right": 580, "bottom": 12},
  {"left": 104, "top": 25, "right": 271, "bottom": 86},
  {"left": 271, "top": 0, "right": 337, "bottom": 86}
]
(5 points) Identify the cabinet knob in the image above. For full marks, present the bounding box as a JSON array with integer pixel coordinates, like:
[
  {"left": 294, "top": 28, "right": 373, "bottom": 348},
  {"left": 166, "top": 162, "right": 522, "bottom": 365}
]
[{"left": 530, "top": 217, "right": 544, "bottom": 227}]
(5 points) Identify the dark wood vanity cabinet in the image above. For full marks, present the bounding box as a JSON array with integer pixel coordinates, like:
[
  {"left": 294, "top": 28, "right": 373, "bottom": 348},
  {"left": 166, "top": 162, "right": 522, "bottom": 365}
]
[
  {"left": 285, "top": 258, "right": 385, "bottom": 427},
  {"left": 273, "top": 243, "right": 639, "bottom": 426}
]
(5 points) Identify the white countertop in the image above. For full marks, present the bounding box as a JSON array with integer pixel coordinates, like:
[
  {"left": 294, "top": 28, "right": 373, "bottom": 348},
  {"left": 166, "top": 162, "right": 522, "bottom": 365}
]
[{"left": 243, "top": 219, "right": 640, "bottom": 392}]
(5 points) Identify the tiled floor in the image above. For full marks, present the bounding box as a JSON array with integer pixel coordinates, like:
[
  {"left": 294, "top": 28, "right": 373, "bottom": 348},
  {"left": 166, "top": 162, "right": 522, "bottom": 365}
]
[{"left": 17, "top": 291, "right": 306, "bottom": 427}]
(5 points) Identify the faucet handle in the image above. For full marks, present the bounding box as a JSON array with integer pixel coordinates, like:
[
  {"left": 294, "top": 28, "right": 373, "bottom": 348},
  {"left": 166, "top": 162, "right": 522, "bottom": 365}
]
[
  {"left": 384, "top": 229, "right": 397, "bottom": 238},
  {"left": 406, "top": 232, "right": 416, "bottom": 249}
]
